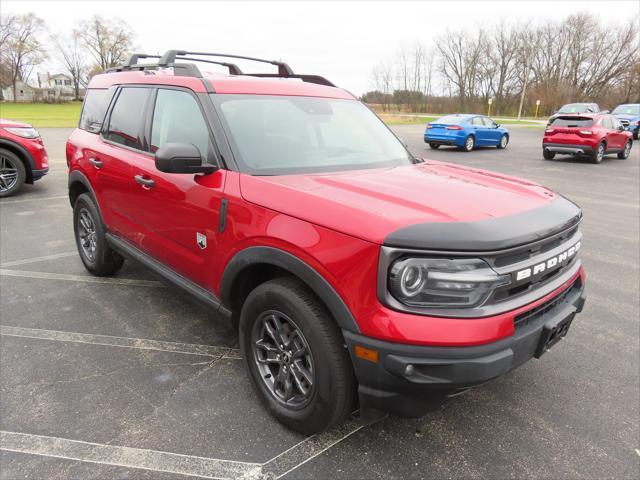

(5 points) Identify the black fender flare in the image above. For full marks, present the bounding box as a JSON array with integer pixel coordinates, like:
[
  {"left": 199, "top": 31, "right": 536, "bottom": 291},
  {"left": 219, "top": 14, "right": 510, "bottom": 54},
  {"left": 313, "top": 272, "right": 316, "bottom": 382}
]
[
  {"left": 68, "top": 170, "right": 103, "bottom": 217},
  {"left": 221, "top": 246, "right": 361, "bottom": 333},
  {"left": 0, "top": 138, "right": 36, "bottom": 177}
]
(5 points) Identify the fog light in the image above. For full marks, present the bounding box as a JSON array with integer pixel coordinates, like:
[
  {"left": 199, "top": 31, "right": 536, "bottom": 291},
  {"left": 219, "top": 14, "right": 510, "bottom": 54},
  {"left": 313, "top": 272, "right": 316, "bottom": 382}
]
[{"left": 404, "top": 364, "right": 414, "bottom": 376}]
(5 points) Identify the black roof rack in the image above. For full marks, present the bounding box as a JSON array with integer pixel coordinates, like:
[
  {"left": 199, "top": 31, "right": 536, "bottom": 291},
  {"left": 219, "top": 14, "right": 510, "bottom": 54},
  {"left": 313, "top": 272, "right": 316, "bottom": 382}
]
[{"left": 106, "top": 50, "right": 336, "bottom": 87}]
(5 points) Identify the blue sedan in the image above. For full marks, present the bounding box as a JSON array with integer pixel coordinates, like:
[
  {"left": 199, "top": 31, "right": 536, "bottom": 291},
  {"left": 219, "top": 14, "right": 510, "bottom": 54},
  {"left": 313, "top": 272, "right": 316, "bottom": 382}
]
[{"left": 424, "top": 114, "right": 510, "bottom": 151}]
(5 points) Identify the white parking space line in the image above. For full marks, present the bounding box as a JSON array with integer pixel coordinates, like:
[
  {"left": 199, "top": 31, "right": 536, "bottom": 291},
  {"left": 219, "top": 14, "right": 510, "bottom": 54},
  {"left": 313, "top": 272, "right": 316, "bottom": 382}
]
[
  {"left": 0, "top": 325, "right": 242, "bottom": 359},
  {"left": 262, "top": 418, "right": 363, "bottom": 478},
  {"left": 0, "top": 251, "right": 78, "bottom": 268},
  {"left": 0, "top": 194, "right": 68, "bottom": 205},
  {"left": 0, "top": 268, "right": 164, "bottom": 287},
  {"left": 0, "top": 431, "right": 262, "bottom": 480}
]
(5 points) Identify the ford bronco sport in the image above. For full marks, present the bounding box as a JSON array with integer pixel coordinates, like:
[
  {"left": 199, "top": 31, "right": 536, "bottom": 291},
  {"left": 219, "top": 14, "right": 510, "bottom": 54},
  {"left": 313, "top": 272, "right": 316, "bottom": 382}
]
[{"left": 67, "top": 51, "right": 587, "bottom": 434}]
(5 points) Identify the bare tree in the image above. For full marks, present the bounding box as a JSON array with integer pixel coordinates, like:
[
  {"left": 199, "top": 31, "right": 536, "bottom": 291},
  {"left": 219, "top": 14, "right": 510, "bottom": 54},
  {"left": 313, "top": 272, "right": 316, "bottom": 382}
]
[
  {"left": 54, "top": 32, "right": 88, "bottom": 100},
  {"left": 371, "top": 61, "right": 394, "bottom": 111},
  {"left": 77, "top": 15, "right": 134, "bottom": 72},
  {"left": 1, "top": 13, "right": 46, "bottom": 102}
]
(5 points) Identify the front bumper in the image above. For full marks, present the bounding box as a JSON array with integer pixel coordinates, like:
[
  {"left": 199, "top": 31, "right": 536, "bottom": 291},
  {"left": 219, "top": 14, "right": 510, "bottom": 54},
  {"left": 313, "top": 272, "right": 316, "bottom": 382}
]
[
  {"left": 345, "top": 276, "right": 586, "bottom": 418},
  {"left": 31, "top": 167, "right": 49, "bottom": 181},
  {"left": 543, "top": 143, "right": 594, "bottom": 155}
]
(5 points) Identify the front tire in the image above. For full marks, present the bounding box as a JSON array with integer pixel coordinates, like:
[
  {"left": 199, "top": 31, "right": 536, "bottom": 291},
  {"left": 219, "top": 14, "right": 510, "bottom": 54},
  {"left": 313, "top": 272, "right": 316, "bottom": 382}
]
[
  {"left": 0, "top": 148, "right": 27, "bottom": 198},
  {"left": 497, "top": 134, "right": 508, "bottom": 149},
  {"left": 239, "top": 277, "right": 355, "bottom": 434},
  {"left": 590, "top": 142, "right": 605, "bottom": 164},
  {"left": 460, "top": 135, "right": 475, "bottom": 152},
  {"left": 617, "top": 140, "right": 632, "bottom": 159},
  {"left": 73, "top": 193, "right": 124, "bottom": 276},
  {"left": 428, "top": 143, "right": 440, "bottom": 149}
]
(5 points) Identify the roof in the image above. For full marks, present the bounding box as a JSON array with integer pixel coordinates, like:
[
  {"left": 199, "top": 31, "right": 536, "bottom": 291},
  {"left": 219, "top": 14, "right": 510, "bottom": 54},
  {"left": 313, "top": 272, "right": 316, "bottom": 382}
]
[{"left": 87, "top": 68, "right": 355, "bottom": 100}]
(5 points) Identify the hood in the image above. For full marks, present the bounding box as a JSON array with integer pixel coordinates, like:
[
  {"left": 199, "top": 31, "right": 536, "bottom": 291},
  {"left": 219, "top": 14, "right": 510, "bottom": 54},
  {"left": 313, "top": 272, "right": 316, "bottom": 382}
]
[
  {"left": 614, "top": 114, "right": 640, "bottom": 121},
  {"left": 240, "top": 161, "right": 565, "bottom": 246},
  {"left": 0, "top": 118, "right": 33, "bottom": 128}
]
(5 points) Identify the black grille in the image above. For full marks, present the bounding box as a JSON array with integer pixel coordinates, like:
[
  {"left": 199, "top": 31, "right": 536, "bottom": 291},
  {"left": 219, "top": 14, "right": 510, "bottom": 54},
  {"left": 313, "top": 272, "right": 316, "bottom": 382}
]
[
  {"left": 514, "top": 277, "right": 582, "bottom": 329},
  {"left": 493, "top": 225, "right": 578, "bottom": 268}
]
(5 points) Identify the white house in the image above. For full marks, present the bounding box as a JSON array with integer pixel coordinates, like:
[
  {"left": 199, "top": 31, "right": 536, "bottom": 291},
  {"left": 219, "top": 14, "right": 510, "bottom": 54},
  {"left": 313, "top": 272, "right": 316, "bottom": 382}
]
[
  {"left": 1, "top": 81, "right": 37, "bottom": 102},
  {"left": 37, "top": 73, "right": 76, "bottom": 100}
]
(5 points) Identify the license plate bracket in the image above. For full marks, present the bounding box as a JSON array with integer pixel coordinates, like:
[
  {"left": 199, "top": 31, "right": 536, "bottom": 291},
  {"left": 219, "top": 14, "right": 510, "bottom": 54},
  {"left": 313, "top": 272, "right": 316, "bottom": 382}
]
[{"left": 534, "top": 311, "right": 575, "bottom": 358}]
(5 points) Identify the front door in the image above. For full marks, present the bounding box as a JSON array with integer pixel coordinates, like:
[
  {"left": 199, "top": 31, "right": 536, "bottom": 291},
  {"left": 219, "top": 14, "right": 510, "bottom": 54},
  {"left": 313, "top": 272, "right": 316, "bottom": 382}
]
[{"left": 127, "top": 88, "right": 226, "bottom": 289}]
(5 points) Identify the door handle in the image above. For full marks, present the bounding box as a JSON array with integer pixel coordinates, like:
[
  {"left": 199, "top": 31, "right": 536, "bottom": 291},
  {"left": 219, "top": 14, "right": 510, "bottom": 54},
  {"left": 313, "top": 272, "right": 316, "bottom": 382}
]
[
  {"left": 88, "top": 158, "right": 103, "bottom": 169},
  {"left": 134, "top": 175, "right": 156, "bottom": 189}
]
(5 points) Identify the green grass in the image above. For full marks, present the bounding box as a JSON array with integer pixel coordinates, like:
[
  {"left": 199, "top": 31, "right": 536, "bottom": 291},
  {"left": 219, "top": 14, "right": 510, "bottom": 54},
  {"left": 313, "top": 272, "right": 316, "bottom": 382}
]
[
  {"left": 0, "top": 102, "right": 82, "bottom": 128},
  {"left": 379, "top": 115, "right": 439, "bottom": 125}
]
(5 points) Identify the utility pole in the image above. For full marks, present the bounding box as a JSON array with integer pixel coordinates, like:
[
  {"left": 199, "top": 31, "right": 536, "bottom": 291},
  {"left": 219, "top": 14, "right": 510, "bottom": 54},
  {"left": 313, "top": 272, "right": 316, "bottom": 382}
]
[{"left": 517, "top": 60, "right": 530, "bottom": 121}]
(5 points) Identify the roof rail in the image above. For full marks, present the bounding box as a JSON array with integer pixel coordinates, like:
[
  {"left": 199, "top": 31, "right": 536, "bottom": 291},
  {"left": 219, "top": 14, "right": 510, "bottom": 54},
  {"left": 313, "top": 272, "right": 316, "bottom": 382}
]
[
  {"left": 158, "top": 50, "right": 294, "bottom": 76},
  {"left": 106, "top": 50, "right": 337, "bottom": 87}
]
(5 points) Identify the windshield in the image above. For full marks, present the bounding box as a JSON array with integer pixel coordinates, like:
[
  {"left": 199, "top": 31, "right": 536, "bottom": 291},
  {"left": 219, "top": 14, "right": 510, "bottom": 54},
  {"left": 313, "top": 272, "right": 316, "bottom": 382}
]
[
  {"left": 211, "top": 95, "right": 413, "bottom": 175},
  {"left": 558, "top": 103, "right": 593, "bottom": 113},
  {"left": 612, "top": 104, "right": 640, "bottom": 115}
]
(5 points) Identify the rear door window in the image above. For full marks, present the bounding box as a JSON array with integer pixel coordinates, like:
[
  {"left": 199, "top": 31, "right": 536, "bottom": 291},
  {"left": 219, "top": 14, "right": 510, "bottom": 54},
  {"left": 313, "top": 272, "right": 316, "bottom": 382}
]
[
  {"left": 550, "top": 116, "right": 594, "bottom": 128},
  {"left": 471, "top": 117, "right": 484, "bottom": 126},
  {"left": 600, "top": 116, "right": 613, "bottom": 129},
  {"left": 79, "top": 88, "right": 115, "bottom": 133},
  {"left": 104, "top": 87, "right": 150, "bottom": 150},
  {"left": 150, "top": 89, "right": 211, "bottom": 157}
]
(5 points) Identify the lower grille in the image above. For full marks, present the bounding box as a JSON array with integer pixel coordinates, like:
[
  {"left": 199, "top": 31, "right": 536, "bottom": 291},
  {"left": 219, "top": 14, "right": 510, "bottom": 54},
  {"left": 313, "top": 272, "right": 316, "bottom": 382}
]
[{"left": 514, "top": 277, "right": 582, "bottom": 329}]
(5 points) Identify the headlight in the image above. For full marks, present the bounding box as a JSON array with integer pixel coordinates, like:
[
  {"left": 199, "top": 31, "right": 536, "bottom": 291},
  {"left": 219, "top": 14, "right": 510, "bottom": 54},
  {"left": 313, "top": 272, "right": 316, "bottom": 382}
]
[
  {"left": 388, "top": 257, "right": 509, "bottom": 308},
  {"left": 3, "top": 127, "right": 40, "bottom": 139}
]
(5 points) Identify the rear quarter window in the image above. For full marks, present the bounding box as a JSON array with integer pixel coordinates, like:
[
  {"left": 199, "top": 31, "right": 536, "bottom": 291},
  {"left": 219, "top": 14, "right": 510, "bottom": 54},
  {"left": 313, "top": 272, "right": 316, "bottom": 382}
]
[
  {"left": 550, "top": 116, "right": 594, "bottom": 127},
  {"left": 79, "top": 88, "right": 115, "bottom": 133}
]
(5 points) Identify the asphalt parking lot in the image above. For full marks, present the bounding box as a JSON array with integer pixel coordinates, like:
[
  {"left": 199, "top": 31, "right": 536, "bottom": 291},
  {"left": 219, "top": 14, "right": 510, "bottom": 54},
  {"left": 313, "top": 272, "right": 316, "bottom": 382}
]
[{"left": 1, "top": 126, "right": 638, "bottom": 479}]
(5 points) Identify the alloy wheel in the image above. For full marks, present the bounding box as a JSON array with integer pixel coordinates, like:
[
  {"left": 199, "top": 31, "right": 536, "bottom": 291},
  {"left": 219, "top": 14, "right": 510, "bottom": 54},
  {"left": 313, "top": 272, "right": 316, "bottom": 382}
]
[
  {"left": 465, "top": 136, "right": 474, "bottom": 151},
  {"left": 0, "top": 154, "right": 19, "bottom": 193},
  {"left": 500, "top": 135, "right": 508, "bottom": 148},
  {"left": 77, "top": 208, "right": 97, "bottom": 262},
  {"left": 252, "top": 310, "right": 315, "bottom": 409},
  {"left": 597, "top": 144, "right": 605, "bottom": 162}
]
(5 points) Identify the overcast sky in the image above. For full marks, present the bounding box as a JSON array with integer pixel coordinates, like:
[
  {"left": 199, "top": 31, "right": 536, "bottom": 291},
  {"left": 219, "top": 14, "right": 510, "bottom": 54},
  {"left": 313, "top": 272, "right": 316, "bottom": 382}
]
[{"left": 4, "top": 0, "right": 638, "bottom": 94}]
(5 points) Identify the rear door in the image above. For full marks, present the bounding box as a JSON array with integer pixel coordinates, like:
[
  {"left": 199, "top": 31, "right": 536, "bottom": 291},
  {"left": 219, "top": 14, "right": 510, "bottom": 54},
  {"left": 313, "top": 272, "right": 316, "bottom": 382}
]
[
  {"left": 127, "top": 87, "right": 226, "bottom": 288},
  {"left": 98, "top": 86, "right": 153, "bottom": 241},
  {"left": 609, "top": 116, "right": 627, "bottom": 149},
  {"left": 470, "top": 116, "right": 490, "bottom": 145}
]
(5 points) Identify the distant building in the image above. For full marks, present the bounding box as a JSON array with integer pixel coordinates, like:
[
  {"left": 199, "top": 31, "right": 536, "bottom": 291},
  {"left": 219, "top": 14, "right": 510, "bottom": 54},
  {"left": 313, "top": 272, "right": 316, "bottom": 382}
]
[
  {"left": 37, "top": 73, "right": 76, "bottom": 101},
  {"left": 1, "top": 81, "right": 37, "bottom": 102}
]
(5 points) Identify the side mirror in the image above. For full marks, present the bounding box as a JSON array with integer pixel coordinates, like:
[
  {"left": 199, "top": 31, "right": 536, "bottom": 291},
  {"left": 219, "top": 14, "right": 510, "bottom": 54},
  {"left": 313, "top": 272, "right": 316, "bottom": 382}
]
[
  {"left": 155, "top": 143, "right": 217, "bottom": 174},
  {"left": 617, "top": 125, "right": 625, "bottom": 131},
  {"left": 494, "top": 123, "right": 500, "bottom": 128}
]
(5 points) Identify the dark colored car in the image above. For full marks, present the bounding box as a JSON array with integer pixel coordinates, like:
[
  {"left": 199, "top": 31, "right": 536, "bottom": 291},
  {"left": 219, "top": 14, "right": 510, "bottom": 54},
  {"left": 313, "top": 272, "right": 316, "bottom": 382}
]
[
  {"left": 66, "top": 50, "right": 587, "bottom": 434},
  {"left": 548, "top": 103, "right": 600, "bottom": 125},
  {"left": 0, "top": 118, "right": 49, "bottom": 197},
  {"left": 543, "top": 113, "right": 633, "bottom": 163},
  {"left": 424, "top": 114, "right": 509, "bottom": 151},
  {"left": 612, "top": 104, "right": 640, "bottom": 139}
]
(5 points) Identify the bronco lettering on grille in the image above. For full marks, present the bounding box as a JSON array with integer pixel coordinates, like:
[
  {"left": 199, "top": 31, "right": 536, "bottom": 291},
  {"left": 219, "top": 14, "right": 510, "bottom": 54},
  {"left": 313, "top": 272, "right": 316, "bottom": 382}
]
[{"left": 515, "top": 241, "right": 581, "bottom": 281}]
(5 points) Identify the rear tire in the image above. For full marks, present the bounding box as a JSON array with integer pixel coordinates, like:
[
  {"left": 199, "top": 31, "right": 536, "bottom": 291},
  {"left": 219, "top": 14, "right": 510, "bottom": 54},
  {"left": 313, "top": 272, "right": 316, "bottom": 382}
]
[
  {"left": 239, "top": 277, "right": 355, "bottom": 434},
  {"left": 460, "top": 135, "right": 475, "bottom": 152},
  {"left": 497, "top": 134, "right": 508, "bottom": 149},
  {"left": 428, "top": 143, "right": 440, "bottom": 149},
  {"left": 0, "top": 148, "right": 27, "bottom": 198},
  {"left": 543, "top": 149, "right": 556, "bottom": 160},
  {"left": 590, "top": 142, "right": 605, "bottom": 164},
  {"left": 617, "top": 140, "right": 632, "bottom": 159},
  {"left": 73, "top": 193, "right": 124, "bottom": 276}
]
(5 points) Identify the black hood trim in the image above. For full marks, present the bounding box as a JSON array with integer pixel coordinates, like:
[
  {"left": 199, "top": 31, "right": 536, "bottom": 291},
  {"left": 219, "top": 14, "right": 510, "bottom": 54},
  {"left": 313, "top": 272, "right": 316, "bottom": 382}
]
[{"left": 383, "top": 196, "right": 582, "bottom": 252}]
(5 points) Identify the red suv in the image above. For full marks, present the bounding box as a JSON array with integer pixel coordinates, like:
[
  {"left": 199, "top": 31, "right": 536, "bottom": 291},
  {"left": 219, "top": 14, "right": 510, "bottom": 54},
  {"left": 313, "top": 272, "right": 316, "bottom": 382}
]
[
  {"left": 0, "top": 119, "right": 49, "bottom": 197},
  {"left": 543, "top": 113, "right": 633, "bottom": 163},
  {"left": 66, "top": 51, "right": 587, "bottom": 434}
]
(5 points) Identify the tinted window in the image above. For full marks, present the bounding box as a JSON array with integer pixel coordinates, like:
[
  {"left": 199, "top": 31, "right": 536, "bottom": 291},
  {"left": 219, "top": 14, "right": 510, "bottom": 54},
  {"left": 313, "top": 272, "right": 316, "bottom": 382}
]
[
  {"left": 105, "top": 88, "right": 149, "bottom": 150},
  {"left": 599, "top": 116, "right": 610, "bottom": 129},
  {"left": 212, "top": 94, "right": 412, "bottom": 175},
  {"left": 79, "top": 89, "right": 114, "bottom": 133},
  {"left": 550, "top": 116, "right": 594, "bottom": 127},
  {"left": 151, "top": 89, "right": 210, "bottom": 156}
]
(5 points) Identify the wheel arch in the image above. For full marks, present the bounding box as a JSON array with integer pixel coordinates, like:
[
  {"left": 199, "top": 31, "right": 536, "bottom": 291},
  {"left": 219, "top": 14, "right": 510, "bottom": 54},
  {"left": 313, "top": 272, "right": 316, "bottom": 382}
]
[
  {"left": 0, "top": 139, "right": 35, "bottom": 184},
  {"left": 68, "top": 170, "right": 102, "bottom": 218},
  {"left": 220, "top": 246, "right": 361, "bottom": 334}
]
